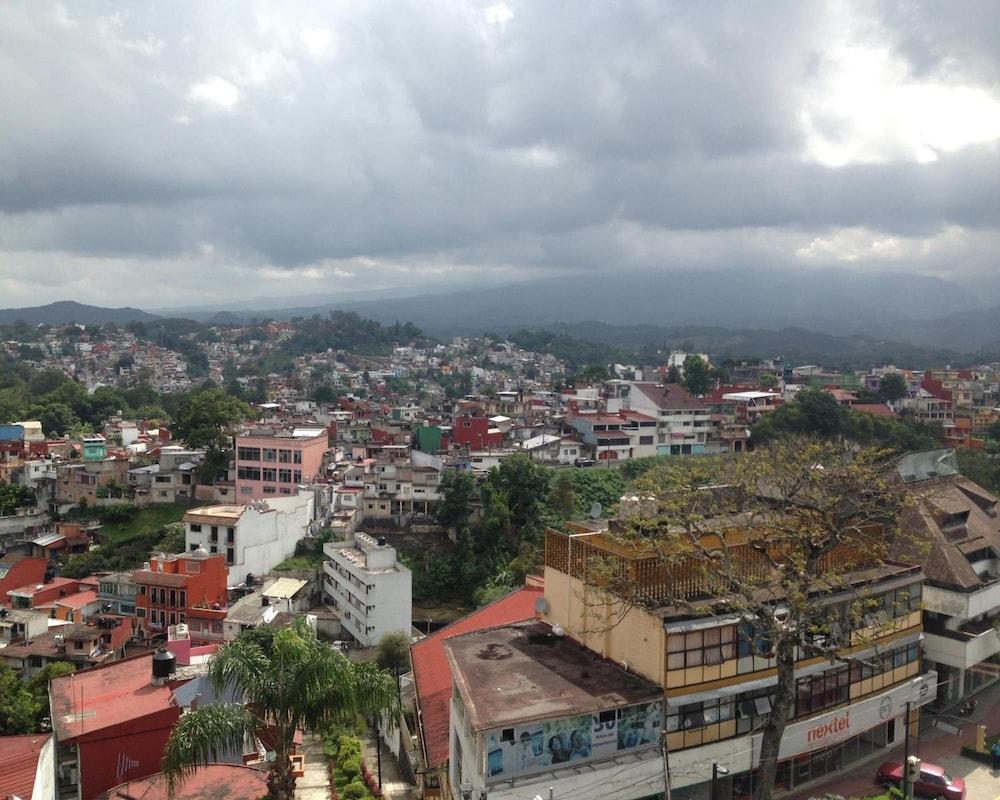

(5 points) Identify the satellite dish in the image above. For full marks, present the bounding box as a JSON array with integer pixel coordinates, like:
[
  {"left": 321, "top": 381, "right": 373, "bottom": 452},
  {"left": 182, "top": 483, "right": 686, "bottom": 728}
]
[
  {"left": 588, "top": 502, "right": 603, "bottom": 519},
  {"left": 534, "top": 596, "right": 549, "bottom": 614}
]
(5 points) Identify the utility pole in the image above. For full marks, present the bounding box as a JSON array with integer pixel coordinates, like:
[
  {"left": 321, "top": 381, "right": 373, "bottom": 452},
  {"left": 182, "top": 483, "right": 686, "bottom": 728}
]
[
  {"left": 661, "top": 729, "right": 672, "bottom": 800},
  {"left": 902, "top": 701, "right": 912, "bottom": 800}
]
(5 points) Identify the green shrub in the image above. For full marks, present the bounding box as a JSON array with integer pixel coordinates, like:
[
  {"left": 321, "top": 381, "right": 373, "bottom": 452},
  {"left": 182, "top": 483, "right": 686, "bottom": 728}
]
[
  {"left": 342, "top": 782, "right": 366, "bottom": 800},
  {"left": 337, "top": 734, "right": 361, "bottom": 759},
  {"left": 341, "top": 756, "right": 361, "bottom": 781}
]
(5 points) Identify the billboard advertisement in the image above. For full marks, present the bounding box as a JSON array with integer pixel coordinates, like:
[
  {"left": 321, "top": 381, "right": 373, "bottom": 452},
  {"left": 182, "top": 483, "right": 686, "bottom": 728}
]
[{"left": 485, "top": 700, "right": 662, "bottom": 781}]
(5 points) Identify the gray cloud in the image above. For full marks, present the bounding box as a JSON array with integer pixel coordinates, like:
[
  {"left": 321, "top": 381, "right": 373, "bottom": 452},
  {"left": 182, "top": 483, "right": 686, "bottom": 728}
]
[{"left": 0, "top": 0, "right": 998, "bottom": 308}]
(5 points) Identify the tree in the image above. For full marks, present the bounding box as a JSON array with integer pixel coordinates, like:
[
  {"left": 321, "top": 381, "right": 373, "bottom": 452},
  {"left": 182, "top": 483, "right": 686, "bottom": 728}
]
[
  {"left": 0, "top": 662, "right": 39, "bottom": 735},
  {"left": 682, "top": 355, "right": 711, "bottom": 395},
  {"left": 173, "top": 388, "right": 252, "bottom": 450},
  {"left": 609, "top": 439, "right": 912, "bottom": 800},
  {"left": 665, "top": 365, "right": 681, "bottom": 384},
  {"left": 759, "top": 373, "right": 779, "bottom": 390},
  {"left": 375, "top": 631, "right": 412, "bottom": 675},
  {"left": 163, "top": 618, "right": 397, "bottom": 800},
  {"left": 486, "top": 454, "right": 550, "bottom": 538},
  {"left": 548, "top": 472, "right": 576, "bottom": 519},
  {"left": 876, "top": 373, "right": 908, "bottom": 403},
  {"left": 27, "top": 662, "right": 75, "bottom": 730},
  {"left": 434, "top": 470, "right": 476, "bottom": 532}
]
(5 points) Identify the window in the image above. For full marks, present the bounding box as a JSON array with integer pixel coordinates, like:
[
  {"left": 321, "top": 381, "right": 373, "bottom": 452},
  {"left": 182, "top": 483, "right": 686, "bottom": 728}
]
[
  {"left": 237, "top": 466, "right": 261, "bottom": 481},
  {"left": 293, "top": 450, "right": 302, "bottom": 464},
  {"left": 263, "top": 448, "right": 277, "bottom": 462},
  {"left": 667, "top": 626, "right": 736, "bottom": 669},
  {"left": 736, "top": 688, "right": 775, "bottom": 735},
  {"left": 190, "top": 523, "right": 202, "bottom": 533},
  {"left": 237, "top": 447, "right": 261, "bottom": 461},
  {"left": 795, "top": 665, "right": 849, "bottom": 716},
  {"left": 293, "top": 471, "right": 302, "bottom": 483},
  {"left": 262, "top": 468, "right": 277, "bottom": 482},
  {"left": 278, "top": 469, "right": 292, "bottom": 483},
  {"left": 264, "top": 486, "right": 277, "bottom": 494},
  {"left": 279, "top": 449, "right": 291, "bottom": 463}
]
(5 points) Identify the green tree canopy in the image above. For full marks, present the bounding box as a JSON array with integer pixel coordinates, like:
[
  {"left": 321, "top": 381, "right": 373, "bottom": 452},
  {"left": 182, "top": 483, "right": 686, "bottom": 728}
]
[
  {"left": 173, "top": 388, "right": 252, "bottom": 449},
  {"left": 682, "top": 355, "right": 712, "bottom": 395},
  {"left": 375, "top": 631, "right": 412, "bottom": 674},
  {"left": 0, "top": 663, "right": 38, "bottom": 735},
  {"left": 434, "top": 469, "right": 476, "bottom": 531},
  {"left": 876, "top": 372, "right": 908, "bottom": 402}
]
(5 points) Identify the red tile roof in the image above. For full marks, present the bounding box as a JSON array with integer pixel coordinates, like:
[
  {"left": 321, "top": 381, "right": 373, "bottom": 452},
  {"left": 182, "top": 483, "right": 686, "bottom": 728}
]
[
  {"left": 97, "top": 764, "right": 268, "bottom": 799},
  {"left": 852, "top": 403, "right": 896, "bottom": 419},
  {"left": 55, "top": 590, "right": 98, "bottom": 609},
  {"left": 0, "top": 734, "right": 49, "bottom": 800},
  {"left": 411, "top": 585, "right": 543, "bottom": 770}
]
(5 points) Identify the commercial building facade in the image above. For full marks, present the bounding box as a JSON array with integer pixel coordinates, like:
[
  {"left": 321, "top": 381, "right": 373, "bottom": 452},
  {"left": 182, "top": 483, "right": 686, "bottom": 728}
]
[{"left": 539, "top": 525, "right": 934, "bottom": 798}]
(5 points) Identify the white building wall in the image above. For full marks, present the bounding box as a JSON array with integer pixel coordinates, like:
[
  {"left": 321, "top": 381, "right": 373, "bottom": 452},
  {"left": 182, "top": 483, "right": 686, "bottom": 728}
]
[
  {"left": 32, "top": 734, "right": 54, "bottom": 800},
  {"left": 186, "top": 494, "right": 313, "bottom": 581},
  {"left": 322, "top": 535, "right": 412, "bottom": 647},
  {"left": 234, "top": 494, "right": 313, "bottom": 579}
]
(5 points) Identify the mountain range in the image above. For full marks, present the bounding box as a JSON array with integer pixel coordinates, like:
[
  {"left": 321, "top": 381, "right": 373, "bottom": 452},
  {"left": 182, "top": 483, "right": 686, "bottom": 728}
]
[
  {"left": 0, "top": 300, "right": 159, "bottom": 326},
  {"left": 2, "top": 267, "right": 1000, "bottom": 358}
]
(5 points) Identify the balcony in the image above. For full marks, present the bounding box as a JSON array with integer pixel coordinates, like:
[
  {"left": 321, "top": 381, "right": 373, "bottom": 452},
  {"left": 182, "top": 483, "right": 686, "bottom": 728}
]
[
  {"left": 924, "top": 576, "right": 1000, "bottom": 621},
  {"left": 923, "top": 618, "right": 1000, "bottom": 670}
]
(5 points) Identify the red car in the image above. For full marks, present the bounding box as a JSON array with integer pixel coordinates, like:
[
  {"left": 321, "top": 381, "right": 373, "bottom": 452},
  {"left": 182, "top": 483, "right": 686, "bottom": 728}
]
[{"left": 876, "top": 760, "right": 966, "bottom": 800}]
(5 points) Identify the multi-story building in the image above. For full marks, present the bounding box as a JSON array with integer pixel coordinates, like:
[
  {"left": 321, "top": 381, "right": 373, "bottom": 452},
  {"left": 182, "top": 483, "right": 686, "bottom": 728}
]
[
  {"left": 50, "top": 652, "right": 183, "bottom": 800},
  {"left": 360, "top": 460, "right": 441, "bottom": 523},
  {"left": 234, "top": 427, "right": 328, "bottom": 500},
  {"left": 133, "top": 550, "right": 228, "bottom": 643},
  {"left": 623, "top": 382, "right": 715, "bottom": 456},
  {"left": 566, "top": 410, "right": 658, "bottom": 461},
  {"left": 323, "top": 531, "right": 411, "bottom": 647},
  {"left": 183, "top": 493, "right": 313, "bottom": 581},
  {"left": 445, "top": 620, "right": 665, "bottom": 800},
  {"left": 897, "top": 449, "right": 1000, "bottom": 703},
  {"left": 55, "top": 457, "right": 129, "bottom": 511},
  {"left": 128, "top": 445, "right": 204, "bottom": 505},
  {"left": 97, "top": 571, "right": 138, "bottom": 616},
  {"left": 537, "top": 521, "right": 934, "bottom": 798}
]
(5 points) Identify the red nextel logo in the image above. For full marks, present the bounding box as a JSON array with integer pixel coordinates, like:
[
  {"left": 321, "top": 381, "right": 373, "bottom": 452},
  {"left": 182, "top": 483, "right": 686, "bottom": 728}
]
[{"left": 805, "top": 711, "right": 850, "bottom": 744}]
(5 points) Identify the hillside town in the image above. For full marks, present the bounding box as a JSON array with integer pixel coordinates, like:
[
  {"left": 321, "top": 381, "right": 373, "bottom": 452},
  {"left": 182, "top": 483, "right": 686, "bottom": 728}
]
[{"left": 2, "top": 317, "right": 1000, "bottom": 800}]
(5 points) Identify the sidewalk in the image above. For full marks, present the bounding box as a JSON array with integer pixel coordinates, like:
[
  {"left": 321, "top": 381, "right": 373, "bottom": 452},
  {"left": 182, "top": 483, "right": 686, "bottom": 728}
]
[
  {"left": 295, "top": 733, "right": 331, "bottom": 800},
  {"left": 360, "top": 730, "right": 420, "bottom": 800},
  {"left": 786, "top": 680, "right": 1000, "bottom": 799}
]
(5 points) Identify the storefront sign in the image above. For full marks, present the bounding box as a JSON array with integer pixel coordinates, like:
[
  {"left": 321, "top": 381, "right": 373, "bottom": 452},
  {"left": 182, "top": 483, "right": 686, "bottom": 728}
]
[{"left": 754, "top": 671, "right": 936, "bottom": 762}]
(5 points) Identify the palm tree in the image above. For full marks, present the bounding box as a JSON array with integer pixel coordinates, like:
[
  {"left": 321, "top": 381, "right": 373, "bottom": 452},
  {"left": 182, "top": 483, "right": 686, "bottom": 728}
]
[{"left": 162, "top": 619, "right": 398, "bottom": 800}]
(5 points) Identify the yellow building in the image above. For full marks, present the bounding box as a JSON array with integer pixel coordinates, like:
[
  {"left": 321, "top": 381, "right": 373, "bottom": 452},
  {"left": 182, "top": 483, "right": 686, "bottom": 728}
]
[{"left": 541, "top": 523, "right": 934, "bottom": 798}]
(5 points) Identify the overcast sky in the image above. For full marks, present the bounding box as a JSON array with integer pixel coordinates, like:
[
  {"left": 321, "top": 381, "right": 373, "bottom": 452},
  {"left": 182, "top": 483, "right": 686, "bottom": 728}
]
[{"left": 1, "top": 1, "right": 999, "bottom": 310}]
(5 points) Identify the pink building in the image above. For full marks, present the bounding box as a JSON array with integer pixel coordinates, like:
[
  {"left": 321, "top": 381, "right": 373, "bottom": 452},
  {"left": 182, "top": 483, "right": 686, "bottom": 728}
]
[{"left": 234, "top": 428, "right": 328, "bottom": 500}]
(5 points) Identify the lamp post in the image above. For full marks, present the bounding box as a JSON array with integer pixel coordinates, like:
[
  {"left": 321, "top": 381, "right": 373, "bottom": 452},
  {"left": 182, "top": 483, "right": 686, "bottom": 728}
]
[{"left": 712, "top": 763, "right": 729, "bottom": 800}]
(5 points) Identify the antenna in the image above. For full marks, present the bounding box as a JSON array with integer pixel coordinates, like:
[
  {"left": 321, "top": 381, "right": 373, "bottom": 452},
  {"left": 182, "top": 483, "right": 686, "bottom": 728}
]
[{"left": 588, "top": 502, "right": 603, "bottom": 519}]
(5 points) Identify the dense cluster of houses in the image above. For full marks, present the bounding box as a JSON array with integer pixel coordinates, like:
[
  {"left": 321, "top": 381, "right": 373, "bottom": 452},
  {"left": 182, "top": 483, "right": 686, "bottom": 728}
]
[{"left": 4, "top": 347, "right": 1000, "bottom": 798}]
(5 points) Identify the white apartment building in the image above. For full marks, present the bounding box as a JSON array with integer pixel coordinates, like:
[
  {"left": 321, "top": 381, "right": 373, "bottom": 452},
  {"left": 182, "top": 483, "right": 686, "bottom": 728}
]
[
  {"left": 183, "top": 493, "right": 314, "bottom": 584},
  {"left": 624, "top": 382, "right": 715, "bottom": 456},
  {"left": 322, "top": 531, "right": 411, "bottom": 647}
]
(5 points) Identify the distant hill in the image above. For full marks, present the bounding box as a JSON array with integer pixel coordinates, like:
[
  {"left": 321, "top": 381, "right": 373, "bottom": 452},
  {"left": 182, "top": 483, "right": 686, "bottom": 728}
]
[
  {"left": 316, "top": 267, "right": 985, "bottom": 341},
  {"left": 527, "top": 322, "right": 969, "bottom": 370},
  {"left": 0, "top": 301, "right": 160, "bottom": 326}
]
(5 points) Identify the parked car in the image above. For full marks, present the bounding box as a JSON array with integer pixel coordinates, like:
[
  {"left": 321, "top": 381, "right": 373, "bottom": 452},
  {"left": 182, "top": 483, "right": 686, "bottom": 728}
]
[
  {"left": 574, "top": 458, "right": 596, "bottom": 467},
  {"left": 876, "top": 760, "right": 966, "bottom": 800}
]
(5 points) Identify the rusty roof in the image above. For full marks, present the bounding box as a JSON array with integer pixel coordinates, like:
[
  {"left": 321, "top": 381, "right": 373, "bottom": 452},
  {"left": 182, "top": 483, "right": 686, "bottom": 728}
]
[{"left": 444, "top": 620, "right": 659, "bottom": 732}]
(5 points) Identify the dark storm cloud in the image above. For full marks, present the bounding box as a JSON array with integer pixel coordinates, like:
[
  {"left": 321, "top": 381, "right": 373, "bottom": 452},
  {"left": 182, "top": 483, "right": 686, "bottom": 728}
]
[{"left": 0, "top": 0, "right": 998, "bottom": 307}]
